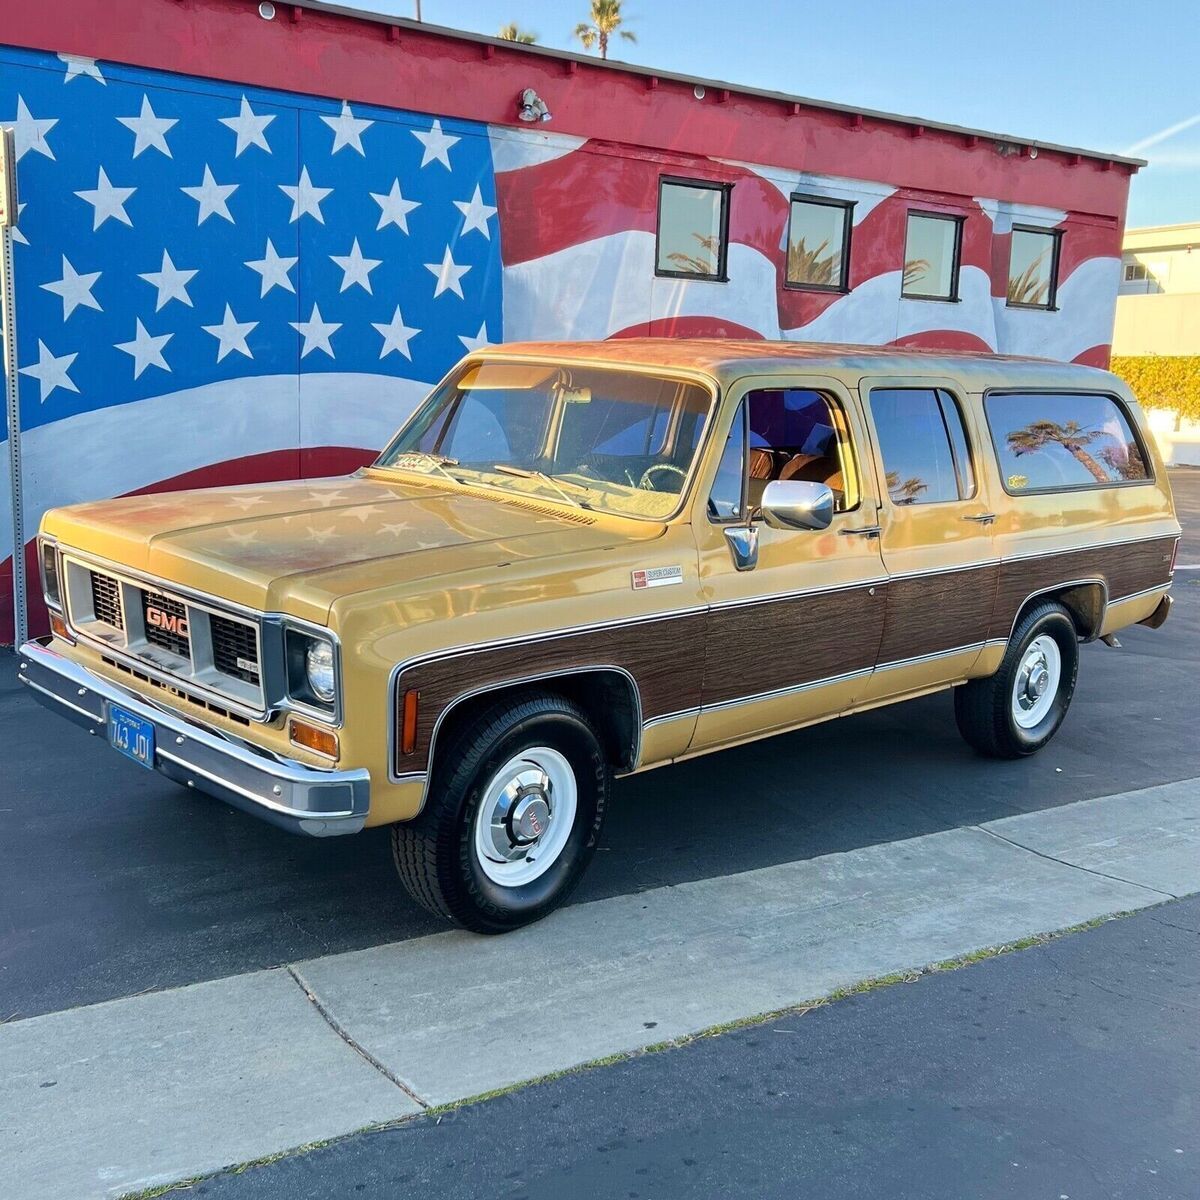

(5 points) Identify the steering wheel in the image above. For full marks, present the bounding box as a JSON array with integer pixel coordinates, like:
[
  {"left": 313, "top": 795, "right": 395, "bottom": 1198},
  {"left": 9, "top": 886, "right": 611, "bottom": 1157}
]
[{"left": 637, "top": 463, "right": 687, "bottom": 491}]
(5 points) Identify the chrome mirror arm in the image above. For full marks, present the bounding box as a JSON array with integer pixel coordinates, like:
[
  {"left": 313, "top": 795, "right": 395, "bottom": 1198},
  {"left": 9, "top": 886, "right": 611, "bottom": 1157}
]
[{"left": 724, "top": 524, "right": 759, "bottom": 572}]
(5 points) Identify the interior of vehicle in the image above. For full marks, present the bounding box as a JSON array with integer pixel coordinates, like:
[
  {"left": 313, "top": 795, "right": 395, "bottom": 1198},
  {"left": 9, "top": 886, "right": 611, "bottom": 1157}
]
[{"left": 747, "top": 389, "right": 850, "bottom": 509}]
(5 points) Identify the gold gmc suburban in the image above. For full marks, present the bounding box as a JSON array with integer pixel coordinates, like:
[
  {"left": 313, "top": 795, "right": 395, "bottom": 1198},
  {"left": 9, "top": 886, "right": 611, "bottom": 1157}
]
[{"left": 20, "top": 341, "right": 1180, "bottom": 931}]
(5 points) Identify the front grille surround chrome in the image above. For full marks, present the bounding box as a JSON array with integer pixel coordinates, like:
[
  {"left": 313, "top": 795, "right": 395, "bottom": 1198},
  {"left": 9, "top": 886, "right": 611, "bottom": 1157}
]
[{"left": 60, "top": 553, "right": 268, "bottom": 719}]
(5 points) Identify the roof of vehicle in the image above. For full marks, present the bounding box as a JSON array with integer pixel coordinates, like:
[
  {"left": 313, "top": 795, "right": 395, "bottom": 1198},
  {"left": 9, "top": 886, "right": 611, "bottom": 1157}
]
[{"left": 482, "top": 339, "right": 1123, "bottom": 393}]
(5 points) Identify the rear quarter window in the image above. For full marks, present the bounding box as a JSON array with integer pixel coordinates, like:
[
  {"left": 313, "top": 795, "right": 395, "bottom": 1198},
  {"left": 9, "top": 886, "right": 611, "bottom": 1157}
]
[{"left": 984, "top": 391, "right": 1150, "bottom": 494}]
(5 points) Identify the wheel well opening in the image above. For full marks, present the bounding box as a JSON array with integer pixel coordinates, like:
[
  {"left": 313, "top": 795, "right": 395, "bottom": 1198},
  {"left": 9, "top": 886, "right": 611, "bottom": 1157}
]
[
  {"left": 1018, "top": 582, "right": 1106, "bottom": 641},
  {"left": 430, "top": 671, "right": 641, "bottom": 777}
]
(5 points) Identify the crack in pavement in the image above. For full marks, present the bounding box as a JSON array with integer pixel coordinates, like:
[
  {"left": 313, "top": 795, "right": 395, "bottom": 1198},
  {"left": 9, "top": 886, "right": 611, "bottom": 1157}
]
[
  {"left": 285, "top": 965, "right": 429, "bottom": 1110},
  {"left": 974, "top": 825, "right": 1181, "bottom": 901}
]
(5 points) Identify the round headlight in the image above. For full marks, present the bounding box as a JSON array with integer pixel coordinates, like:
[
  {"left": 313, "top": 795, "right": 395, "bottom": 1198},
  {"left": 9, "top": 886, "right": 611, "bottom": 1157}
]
[{"left": 304, "top": 640, "right": 336, "bottom": 703}]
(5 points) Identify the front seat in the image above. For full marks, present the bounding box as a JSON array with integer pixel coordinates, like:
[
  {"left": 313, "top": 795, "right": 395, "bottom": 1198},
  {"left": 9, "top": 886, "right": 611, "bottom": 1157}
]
[{"left": 781, "top": 452, "right": 843, "bottom": 506}]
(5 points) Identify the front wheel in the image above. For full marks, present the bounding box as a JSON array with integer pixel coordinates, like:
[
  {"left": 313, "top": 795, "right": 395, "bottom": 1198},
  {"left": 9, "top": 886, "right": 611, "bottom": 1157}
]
[
  {"left": 391, "top": 692, "right": 610, "bottom": 932},
  {"left": 954, "top": 600, "right": 1079, "bottom": 758}
]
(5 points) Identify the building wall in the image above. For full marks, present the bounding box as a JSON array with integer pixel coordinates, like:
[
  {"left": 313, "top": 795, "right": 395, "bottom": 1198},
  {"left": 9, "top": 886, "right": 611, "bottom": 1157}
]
[
  {"left": 1114, "top": 224, "right": 1200, "bottom": 356},
  {"left": 0, "top": 3, "right": 1138, "bottom": 642}
]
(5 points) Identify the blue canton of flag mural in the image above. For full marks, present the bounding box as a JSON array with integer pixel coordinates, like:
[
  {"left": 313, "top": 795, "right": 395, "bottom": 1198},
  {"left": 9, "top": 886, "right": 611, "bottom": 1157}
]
[{"left": 0, "top": 44, "right": 502, "bottom": 621}]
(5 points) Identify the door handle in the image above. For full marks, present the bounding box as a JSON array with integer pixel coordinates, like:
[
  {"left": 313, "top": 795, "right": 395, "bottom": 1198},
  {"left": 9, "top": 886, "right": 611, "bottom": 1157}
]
[
  {"left": 961, "top": 513, "right": 996, "bottom": 525},
  {"left": 839, "top": 525, "right": 881, "bottom": 538}
]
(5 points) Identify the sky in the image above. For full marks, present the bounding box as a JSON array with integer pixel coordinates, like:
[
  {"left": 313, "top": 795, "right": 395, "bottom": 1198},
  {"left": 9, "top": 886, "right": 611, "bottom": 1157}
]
[{"left": 362, "top": 0, "right": 1199, "bottom": 229}]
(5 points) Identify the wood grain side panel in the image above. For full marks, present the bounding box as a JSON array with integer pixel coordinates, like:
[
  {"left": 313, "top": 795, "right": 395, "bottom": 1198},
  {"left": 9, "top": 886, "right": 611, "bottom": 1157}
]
[
  {"left": 396, "top": 612, "right": 708, "bottom": 769},
  {"left": 701, "top": 584, "right": 886, "bottom": 707},
  {"left": 988, "top": 535, "right": 1176, "bottom": 641},
  {"left": 876, "top": 563, "right": 999, "bottom": 665}
]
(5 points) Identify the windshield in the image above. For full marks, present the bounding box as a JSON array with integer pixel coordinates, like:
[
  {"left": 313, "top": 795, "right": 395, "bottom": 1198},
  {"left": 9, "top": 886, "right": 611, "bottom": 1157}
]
[{"left": 375, "top": 361, "right": 714, "bottom": 519}]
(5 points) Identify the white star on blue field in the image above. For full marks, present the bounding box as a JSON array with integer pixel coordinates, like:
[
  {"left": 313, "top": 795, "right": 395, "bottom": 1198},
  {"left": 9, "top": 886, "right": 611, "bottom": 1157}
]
[{"left": 2, "top": 45, "right": 503, "bottom": 433}]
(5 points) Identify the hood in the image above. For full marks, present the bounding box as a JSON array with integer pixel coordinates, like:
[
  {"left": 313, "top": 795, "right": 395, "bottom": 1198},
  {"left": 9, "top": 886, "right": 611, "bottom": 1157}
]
[{"left": 44, "top": 473, "right": 662, "bottom": 623}]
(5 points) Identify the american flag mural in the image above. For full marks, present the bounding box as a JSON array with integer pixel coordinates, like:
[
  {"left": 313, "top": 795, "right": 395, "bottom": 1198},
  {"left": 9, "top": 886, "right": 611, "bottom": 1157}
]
[{"left": 0, "top": 41, "right": 1123, "bottom": 641}]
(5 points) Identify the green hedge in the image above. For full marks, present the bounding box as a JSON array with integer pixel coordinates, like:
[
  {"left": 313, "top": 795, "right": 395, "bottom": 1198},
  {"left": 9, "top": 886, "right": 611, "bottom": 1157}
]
[{"left": 1110, "top": 355, "right": 1200, "bottom": 422}]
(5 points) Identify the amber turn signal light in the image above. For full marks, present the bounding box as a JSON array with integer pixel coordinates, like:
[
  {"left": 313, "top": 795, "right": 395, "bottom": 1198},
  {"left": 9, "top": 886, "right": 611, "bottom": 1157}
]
[
  {"left": 401, "top": 689, "right": 420, "bottom": 756},
  {"left": 289, "top": 718, "right": 339, "bottom": 758},
  {"left": 49, "top": 612, "right": 74, "bottom": 643}
]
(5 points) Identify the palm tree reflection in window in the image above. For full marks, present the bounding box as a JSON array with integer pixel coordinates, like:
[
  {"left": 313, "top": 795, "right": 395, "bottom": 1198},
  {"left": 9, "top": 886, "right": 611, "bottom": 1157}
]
[
  {"left": 886, "top": 470, "right": 929, "bottom": 504},
  {"left": 1006, "top": 420, "right": 1109, "bottom": 484},
  {"left": 1007, "top": 249, "right": 1051, "bottom": 306},
  {"left": 667, "top": 233, "right": 720, "bottom": 276},
  {"left": 789, "top": 236, "right": 840, "bottom": 287},
  {"left": 902, "top": 259, "right": 931, "bottom": 290}
]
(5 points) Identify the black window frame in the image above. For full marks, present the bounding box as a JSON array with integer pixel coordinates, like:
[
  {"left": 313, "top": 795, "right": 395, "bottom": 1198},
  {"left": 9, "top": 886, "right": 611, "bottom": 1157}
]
[
  {"left": 867, "top": 386, "right": 977, "bottom": 508},
  {"left": 1006, "top": 225, "right": 1063, "bottom": 311},
  {"left": 901, "top": 210, "right": 965, "bottom": 303},
  {"left": 982, "top": 388, "right": 1156, "bottom": 497},
  {"left": 784, "top": 193, "right": 855, "bottom": 294},
  {"left": 655, "top": 175, "right": 732, "bottom": 283}
]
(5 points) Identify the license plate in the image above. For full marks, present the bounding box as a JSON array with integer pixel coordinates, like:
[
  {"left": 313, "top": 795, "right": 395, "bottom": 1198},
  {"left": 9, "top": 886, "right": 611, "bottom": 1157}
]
[{"left": 108, "top": 704, "right": 156, "bottom": 768}]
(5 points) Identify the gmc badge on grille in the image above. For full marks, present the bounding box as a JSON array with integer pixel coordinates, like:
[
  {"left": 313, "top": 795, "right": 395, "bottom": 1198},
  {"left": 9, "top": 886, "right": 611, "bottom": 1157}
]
[
  {"left": 236, "top": 656, "right": 259, "bottom": 676},
  {"left": 146, "top": 607, "right": 188, "bottom": 637}
]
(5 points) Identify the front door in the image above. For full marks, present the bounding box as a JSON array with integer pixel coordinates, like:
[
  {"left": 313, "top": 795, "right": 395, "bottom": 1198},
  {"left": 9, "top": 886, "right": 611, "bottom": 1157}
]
[
  {"left": 856, "top": 376, "right": 999, "bottom": 703},
  {"left": 690, "top": 377, "right": 889, "bottom": 751}
]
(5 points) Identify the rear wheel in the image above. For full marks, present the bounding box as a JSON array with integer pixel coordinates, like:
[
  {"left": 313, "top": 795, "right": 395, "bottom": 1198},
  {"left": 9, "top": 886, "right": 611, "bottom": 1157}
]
[
  {"left": 954, "top": 600, "right": 1079, "bottom": 758},
  {"left": 391, "top": 692, "right": 610, "bottom": 932}
]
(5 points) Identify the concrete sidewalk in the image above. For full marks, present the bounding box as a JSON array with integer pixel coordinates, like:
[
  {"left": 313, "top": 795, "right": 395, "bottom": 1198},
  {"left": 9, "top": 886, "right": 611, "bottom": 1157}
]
[{"left": 3, "top": 780, "right": 1198, "bottom": 1200}]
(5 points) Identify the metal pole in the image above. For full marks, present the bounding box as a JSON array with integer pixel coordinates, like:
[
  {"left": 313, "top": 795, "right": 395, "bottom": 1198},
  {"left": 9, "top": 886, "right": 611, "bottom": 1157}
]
[
  {"left": 414, "top": 0, "right": 421, "bottom": 21},
  {"left": 1, "top": 127, "right": 25, "bottom": 648}
]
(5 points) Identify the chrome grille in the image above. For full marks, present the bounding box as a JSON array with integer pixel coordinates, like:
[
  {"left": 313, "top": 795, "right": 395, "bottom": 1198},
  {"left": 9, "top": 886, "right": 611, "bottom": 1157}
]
[
  {"left": 142, "top": 590, "right": 190, "bottom": 658},
  {"left": 90, "top": 571, "right": 124, "bottom": 630},
  {"left": 211, "top": 614, "right": 260, "bottom": 684}
]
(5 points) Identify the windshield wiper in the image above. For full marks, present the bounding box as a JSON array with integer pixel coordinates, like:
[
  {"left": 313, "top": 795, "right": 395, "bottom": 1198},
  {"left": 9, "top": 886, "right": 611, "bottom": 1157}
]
[
  {"left": 380, "top": 451, "right": 462, "bottom": 483},
  {"left": 491, "top": 465, "right": 591, "bottom": 509}
]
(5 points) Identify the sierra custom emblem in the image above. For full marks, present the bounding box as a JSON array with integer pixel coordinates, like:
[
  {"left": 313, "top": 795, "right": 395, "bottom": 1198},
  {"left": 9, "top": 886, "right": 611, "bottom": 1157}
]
[
  {"left": 146, "top": 606, "right": 188, "bottom": 638},
  {"left": 631, "top": 565, "right": 683, "bottom": 590}
]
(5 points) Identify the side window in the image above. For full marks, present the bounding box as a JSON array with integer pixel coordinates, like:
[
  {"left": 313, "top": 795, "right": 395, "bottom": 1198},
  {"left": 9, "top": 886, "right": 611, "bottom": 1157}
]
[
  {"left": 902, "top": 212, "right": 963, "bottom": 301},
  {"left": 708, "top": 403, "right": 746, "bottom": 520},
  {"left": 786, "top": 196, "right": 853, "bottom": 291},
  {"left": 1007, "top": 227, "right": 1061, "bottom": 309},
  {"left": 656, "top": 177, "right": 731, "bottom": 280},
  {"left": 747, "top": 389, "right": 855, "bottom": 511},
  {"left": 869, "top": 388, "right": 975, "bottom": 505},
  {"left": 984, "top": 392, "right": 1151, "bottom": 493}
]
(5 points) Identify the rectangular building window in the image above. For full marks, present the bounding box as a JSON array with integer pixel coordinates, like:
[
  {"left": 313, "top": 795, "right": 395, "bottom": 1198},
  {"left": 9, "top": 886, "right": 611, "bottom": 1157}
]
[
  {"left": 902, "top": 212, "right": 963, "bottom": 301},
  {"left": 1124, "top": 262, "right": 1148, "bottom": 282},
  {"left": 786, "top": 195, "right": 853, "bottom": 291},
  {"left": 1007, "top": 226, "right": 1061, "bottom": 309},
  {"left": 984, "top": 392, "right": 1151, "bottom": 494},
  {"left": 868, "top": 388, "right": 975, "bottom": 505},
  {"left": 656, "top": 177, "right": 731, "bottom": 280}
]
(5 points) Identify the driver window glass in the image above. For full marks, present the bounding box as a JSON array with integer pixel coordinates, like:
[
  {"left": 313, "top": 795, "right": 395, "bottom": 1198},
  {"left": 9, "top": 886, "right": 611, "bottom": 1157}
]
[
  {"left": 708, "top": 403, "right": 746, "bottom": 521},
  {"left": 746, "top": 389, "right": 852, "bottom": 512}
]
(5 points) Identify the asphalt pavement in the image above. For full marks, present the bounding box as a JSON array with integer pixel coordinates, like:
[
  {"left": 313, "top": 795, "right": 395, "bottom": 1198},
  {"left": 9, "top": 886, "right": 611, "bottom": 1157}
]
[
  {"left": 182, "top": 895, "right": 1200, "bottom": 1200},
  {"left": 1, "top": 469, "right": 1198, "bottom": 1021}
]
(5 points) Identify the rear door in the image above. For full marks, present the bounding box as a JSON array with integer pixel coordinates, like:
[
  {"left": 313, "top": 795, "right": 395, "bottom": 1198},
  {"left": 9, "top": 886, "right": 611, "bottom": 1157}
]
[{"left": 857, "top": 376, "right": 999, "bottom": 703}]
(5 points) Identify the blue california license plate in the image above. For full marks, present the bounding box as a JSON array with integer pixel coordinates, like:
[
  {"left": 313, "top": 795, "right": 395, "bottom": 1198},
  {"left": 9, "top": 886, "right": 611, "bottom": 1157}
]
[{"left": 108, "top": 704, "right": 155, "bottom": 768}]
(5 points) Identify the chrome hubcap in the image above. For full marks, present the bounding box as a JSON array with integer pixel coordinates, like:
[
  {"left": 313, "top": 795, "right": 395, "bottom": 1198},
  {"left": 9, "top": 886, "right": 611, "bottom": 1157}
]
[
  {"left": 1012, "top": 634, "right": 1061, "bottom": 729},
  {"left": 473, "top": 747, "right": 577, "bottom": 888}
]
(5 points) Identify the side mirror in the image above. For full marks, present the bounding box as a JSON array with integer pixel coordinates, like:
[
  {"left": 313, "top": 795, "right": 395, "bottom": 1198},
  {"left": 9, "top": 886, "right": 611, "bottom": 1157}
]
[{"left": 760, "top": 480, "right": 834, "bottom": 532}]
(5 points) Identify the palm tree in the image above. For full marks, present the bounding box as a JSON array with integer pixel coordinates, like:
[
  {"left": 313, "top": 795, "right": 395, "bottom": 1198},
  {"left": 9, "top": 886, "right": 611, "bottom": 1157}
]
[
  {"left": 788, "top": 236, "right": 839, "bottom": 287},
  {"left": 885, "top": 471, "right": 928, "bottom": 505},
  {"left": 497, "top": 23, "right": 538, "bottom": 43},
  {"left": 574, "top": 0, "right": 636, "bottom": 59},
  {"left": 1006, "top": 419, "right": 1109, "bottom": 483},
  {"left": 1007, "top": 250, "right": 1051, "bottom": 305}
]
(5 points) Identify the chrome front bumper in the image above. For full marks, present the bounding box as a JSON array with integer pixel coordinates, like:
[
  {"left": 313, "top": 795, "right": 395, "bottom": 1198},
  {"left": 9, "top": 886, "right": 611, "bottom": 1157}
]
[{"left": 17, "top": 640, "right": 369, "bottom": 837}]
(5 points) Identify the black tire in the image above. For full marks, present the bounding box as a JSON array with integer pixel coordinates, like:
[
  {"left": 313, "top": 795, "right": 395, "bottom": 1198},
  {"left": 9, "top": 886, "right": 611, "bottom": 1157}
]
[
  {"left": 954, "top": 600, "right": 1079, "bottom": 759},
  {"left": 391, "top": 691, "right": 610, "bottom": 933}
]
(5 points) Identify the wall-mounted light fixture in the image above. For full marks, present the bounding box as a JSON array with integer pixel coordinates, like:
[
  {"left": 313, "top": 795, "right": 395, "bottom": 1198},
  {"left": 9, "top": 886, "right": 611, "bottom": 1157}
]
[{"left": 518, "top": 88, "right": 552, "bottom": 123}]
